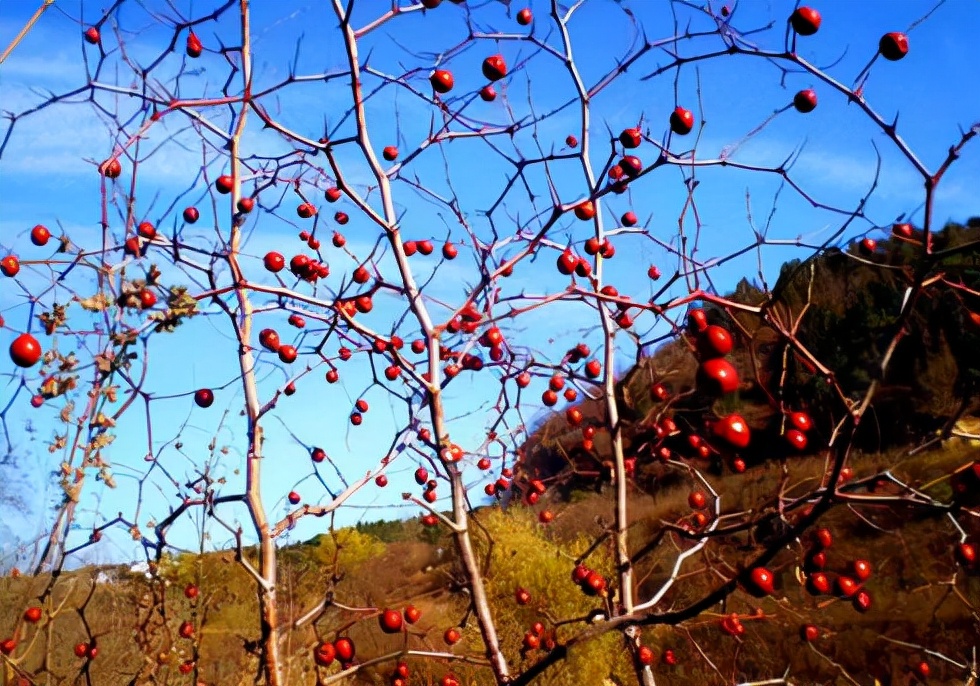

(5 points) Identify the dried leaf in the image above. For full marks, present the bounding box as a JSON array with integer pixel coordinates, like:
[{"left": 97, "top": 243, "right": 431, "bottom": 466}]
[
  {"left": 90, "top": 412, "right": 116, "bottom": 429},
  {"left": 58, "top": 352, "right": 79, "bottom": 372},
  {"left": 49, "top": 434, "right": 67, "bottom": 453},
  {"left": 77, "top": 293, "right": 111, "bottom": 312},
  {"left": 98, "top": 465, "right": 116, "bottom": 489},
  {"left": 149, "top": 286, "right": 199, "bottom": 333},
  {"left": 93, "top": 353, "right": 114, "bottom": 373},
  {"left": 90, "top": 432, "right": 115, "bottom": 450},
  {"left": 37, "top": 303, "right": 69, "bottom": 335},
  {"left": 41, "top": 375, "right": 78, "bottom": 399}
]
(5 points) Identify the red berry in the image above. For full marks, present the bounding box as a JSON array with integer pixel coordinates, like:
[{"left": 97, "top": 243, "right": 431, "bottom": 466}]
[
  {"left": 325, "top": 187, "right": 342, "bottom": 203},
  {"left": 30, "top": 224, "right": 51, "bottom": 246},
  {"left": 186, "top": 32, "right": 203, "bottom": 58},
  {"left": 785, "top": 429, "right": 808, "bottom": 451},
  {"left": 556, "top": 250, "right": 578, "bottom": 275},
  {"left": 565, "top": 135, "right": 578, "bottom": 148},
  {"left": 194, "top": 388, "right": 214, "bottom": 408},
  {"left": 480, "top": 85, "right": 497, "bottom": 101},
  {"left": 698, "top": 358, "right": 739, "bottom": 395},
  {"left": 698, "top": 325, "right": 733, "bottom": 358},
  {"left": 852, "top": 559, "right": 872, "bottom": 581},
  {"left": 688, "top": 491, "right": 707, "bottom": 509},
  {"left": 956, "top": 542, "right": 977, "bottom": 566},
  {"left": 278, "top": 344, "right": 298, "bottom": 364},
  {"left": 23, "top": 606, "right": 42, "bottom": 623},
  {"left": 379, "top": 608, "right": 403, "bottom": 634},
  {"left": 620, "top": 155, "right": 642, "bottom": 178},
  {"left": 482, "top": 54, "right": 507, "bottom": 81},
  {"left": 404, "top": 605, "right": 422, "bottom": 624},
  {"left": 287, "top": 491, "right": 301, "bottom": 505},
  {"left": 259, "top": 329, "right": 281, "bottom": 351},
  {"left": 101, "top": 158, "right": 122, "bottom": 178},
  {"left": 84, "top": 27, "right": 101, "bottom": 44},
  {"left": 622, "top": 211, "right": 638, "bottom": 227},
  {"left": 10, "top": 333, "right": 42, "bottom": 368},
  {"left": 215, "top": 175, "right": 234, "bottom": 194},
  {"left": 892, "top": 222, "right": 914, "bottom": 238},
  {"left": 297, "top": 203, "right": 316, "bottom": 219},
  {"left": 138, "top": 289, "right": 157, "bottom": 309},
  {"left": 582, "top": 570, "right": 607, "bottom": 595},
  {"left": 619, "top": 127, "right": 642, "bottom": 148},
  {"left": 184, "top": 584, "right": 199, "bottom": 599},
  {"left": 516, "top": 8, "right": 532, "bottom": 25},
  {"left": 789, "top": 411, "right": 813, "bottom": 433},
  {"left": 179, "top": 620, "right": 194, "bottom": 638},
  {"left": 800, "top": 624, "right": 819, "bottom": 642},
  {"left": 852, "top": 589, "right": 872, "bottom": 613},
  {"left": 430, "top": 69, "right": 454, "bottom": 94},
  {"left": 334, "top": 637, "right": 355, "bottom": 662},
  {"left": 714, "top": 413, "right": 751, "bottom": 448},
  {"left": 444, "top": 627, "right": 461, "bottom": 645},
  {"left": 1, "top": 255, "right": 21, "bottom": 277},
  {"left": 574, "top": 201, "right": 596, "bottom": 221},
  {"left": 383, "top": 146, "right": 399, "bottom": 161},
  {"left": 814, "top": 528, "right": 833, "bottom": 549},
  {"left": 747, "top": 567, "right": 775, "bottom": 596},
  {"left": 264, "top": 251, "right": 285, "bottom": 272},
  {"left": 793, "top": 89, "right": 818, "bottom": 113},
  {"left": 913, "top": 661, "right": 930, "bottom": 680},
  {"left": 669, "top": 107, "right": 694, "bottom": 135},
  {"left": 836, "top": 575, "right": 859, "bottom": 597},
  {"left": 879, "top": 32, "right": 909, "bottom": 61},
  {"left": 182, "top": 207, "right": 200, "bottom": 223},
  {"left": 790, "top": 7, "right": 821, "bottom": 36},
  {"left": 688, "top": 308, "right": 709, "bottom": 332},
  {"left": 806, "top": 572, "right": 831, "bottom": 595}
]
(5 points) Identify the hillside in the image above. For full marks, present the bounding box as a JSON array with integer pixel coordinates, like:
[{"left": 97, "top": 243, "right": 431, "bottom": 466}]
[
  {"left": 2, "top": 442, "right": 978, "bottom": 685},
  {"left": 4, "top": 222, "right": 979, "bottom": 685},
  {"left": 518, "top": 220, "right": 980, "bottom": 490}
]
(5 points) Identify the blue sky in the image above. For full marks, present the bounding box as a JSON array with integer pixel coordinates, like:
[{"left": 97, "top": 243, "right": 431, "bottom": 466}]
[{"left": 0, "top": 0, "right": 978, "bottom": 570}]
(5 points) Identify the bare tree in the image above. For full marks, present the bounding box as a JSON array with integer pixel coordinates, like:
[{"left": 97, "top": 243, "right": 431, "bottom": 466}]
[{"left": 1, "top": 1, "right": 978, "bottom": 685}]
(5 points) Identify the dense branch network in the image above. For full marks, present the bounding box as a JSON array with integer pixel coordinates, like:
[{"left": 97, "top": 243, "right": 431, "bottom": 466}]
[{"left": 0, "top": 1, "right": 978, "bottom": 686}]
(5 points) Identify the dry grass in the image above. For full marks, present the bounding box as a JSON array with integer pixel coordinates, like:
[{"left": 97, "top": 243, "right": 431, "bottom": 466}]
[{"left": 2, "top": 443, "right": 978, "bottom": 685}]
